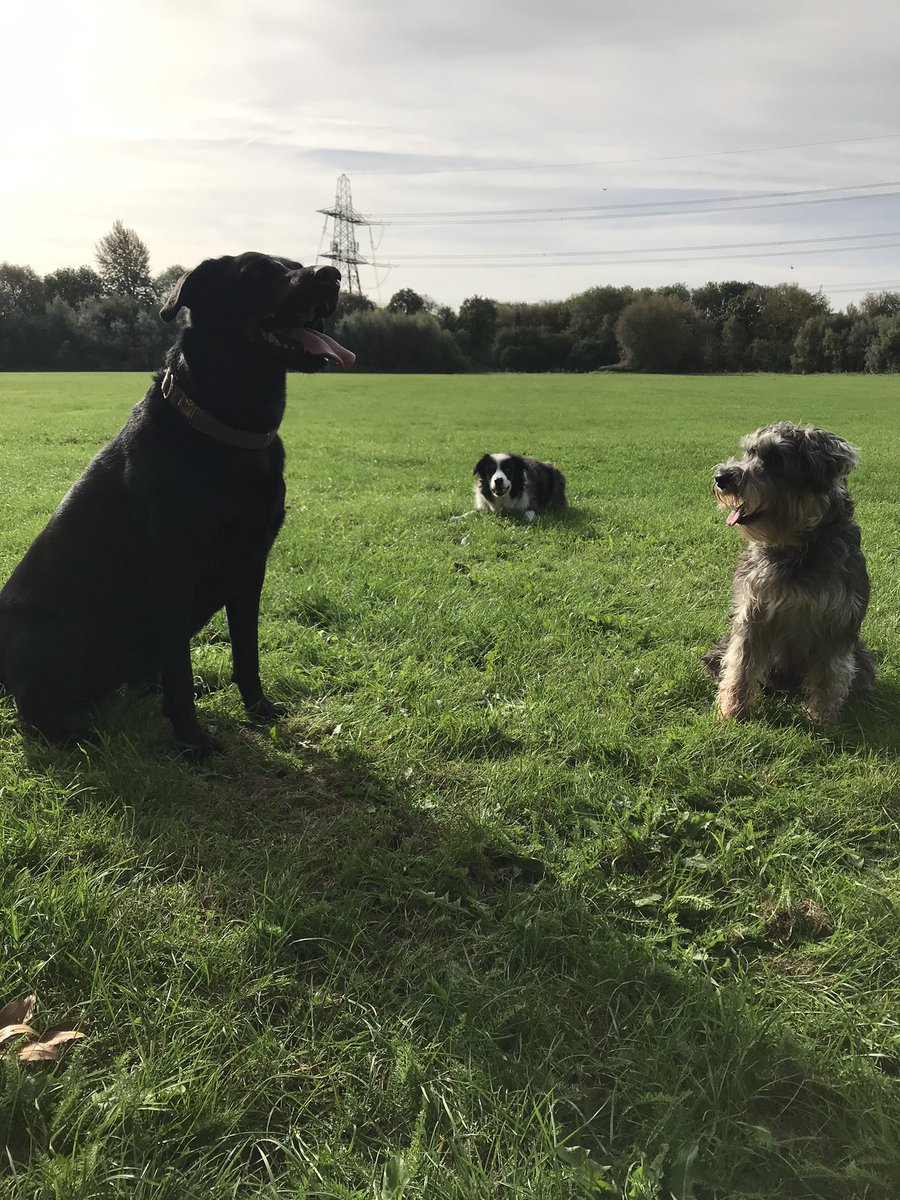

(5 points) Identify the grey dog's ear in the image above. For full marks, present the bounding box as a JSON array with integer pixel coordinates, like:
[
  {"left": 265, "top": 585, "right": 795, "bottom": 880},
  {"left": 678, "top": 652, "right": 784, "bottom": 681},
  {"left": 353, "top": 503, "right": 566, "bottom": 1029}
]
[
  {"left": 800, "top": 427, "right": 860, "bottom": 487},
  {"left": 159, "top": 258, "right": 229, "bottom": 322}
]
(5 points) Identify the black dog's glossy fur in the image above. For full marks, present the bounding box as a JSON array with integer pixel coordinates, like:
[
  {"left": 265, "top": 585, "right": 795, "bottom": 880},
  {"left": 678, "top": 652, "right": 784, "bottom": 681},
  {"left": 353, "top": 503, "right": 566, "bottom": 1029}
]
[{"left": 0, "top": 252, "right": 353, "bottom": 756}]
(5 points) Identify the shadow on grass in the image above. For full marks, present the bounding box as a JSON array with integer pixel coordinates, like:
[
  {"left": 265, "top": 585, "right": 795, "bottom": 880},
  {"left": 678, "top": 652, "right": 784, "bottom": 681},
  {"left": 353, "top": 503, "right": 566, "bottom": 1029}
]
[
  {"left": 689, "top": 641, "right": 900, "bottom": 755},
  {"left": 11, "top": 697, "right": 900, "bottom": 1199},
  {"left": 442, "top": 504, "right": 598, "bottom": 533},
  {"left": 537, "top": 504, "right": 597, "bottom": 533},
  {"left": 735, "top": 675, "right": 900, "bottom": 756}
]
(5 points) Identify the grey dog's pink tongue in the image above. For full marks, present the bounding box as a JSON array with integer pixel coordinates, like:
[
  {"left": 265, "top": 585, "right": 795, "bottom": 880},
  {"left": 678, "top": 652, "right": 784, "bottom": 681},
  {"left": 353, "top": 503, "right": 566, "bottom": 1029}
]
[
  {"left": 726, "top": 505, "right": 743, "bottom": 527},
  {"left": 295, "top": 328, "right": 356, "bottom": 368}
]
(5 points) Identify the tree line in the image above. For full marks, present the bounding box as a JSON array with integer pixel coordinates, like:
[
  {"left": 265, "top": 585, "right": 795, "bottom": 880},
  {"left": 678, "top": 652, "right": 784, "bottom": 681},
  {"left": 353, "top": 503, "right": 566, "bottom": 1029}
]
[{"left": 3, "top": 223, "right": 900, "bottom": 373}]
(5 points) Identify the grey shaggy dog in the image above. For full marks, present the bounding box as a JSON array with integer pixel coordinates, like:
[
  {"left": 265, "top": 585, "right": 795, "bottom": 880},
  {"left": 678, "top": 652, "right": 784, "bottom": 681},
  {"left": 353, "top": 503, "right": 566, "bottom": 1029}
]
[{"left": 702, "top": 421, "right": 874, "bottom": 722}]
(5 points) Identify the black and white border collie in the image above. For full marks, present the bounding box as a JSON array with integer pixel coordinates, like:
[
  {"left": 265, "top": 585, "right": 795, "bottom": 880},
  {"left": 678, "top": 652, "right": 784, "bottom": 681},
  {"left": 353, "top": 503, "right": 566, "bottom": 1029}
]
[{"left": 472, "top": 453, "right": 567, "bottom": 522}]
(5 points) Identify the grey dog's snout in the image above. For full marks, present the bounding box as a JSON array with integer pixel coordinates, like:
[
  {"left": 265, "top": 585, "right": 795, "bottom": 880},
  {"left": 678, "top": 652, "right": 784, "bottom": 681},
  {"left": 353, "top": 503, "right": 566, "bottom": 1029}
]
[{"left": 715, "top": 468, "right": 738, "bottom": 490}]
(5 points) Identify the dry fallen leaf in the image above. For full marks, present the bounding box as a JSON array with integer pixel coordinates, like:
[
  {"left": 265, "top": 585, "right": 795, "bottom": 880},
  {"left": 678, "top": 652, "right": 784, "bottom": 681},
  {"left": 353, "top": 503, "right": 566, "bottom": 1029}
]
[
  {"left": 18, "top": 1027, "right": 85, "bottom": 1064},
  {"left": 18, "top": 1043, "right": 60, "bottom": 1063},
  {"left": 0, "top": 996, "right": 87, "bottom": 1064},
  {"left": 0, "top": 1024, "right": 37, "bottom": 1048},
  {"left": 0, "top": 995, "right": 36, "bottom": 1027}
]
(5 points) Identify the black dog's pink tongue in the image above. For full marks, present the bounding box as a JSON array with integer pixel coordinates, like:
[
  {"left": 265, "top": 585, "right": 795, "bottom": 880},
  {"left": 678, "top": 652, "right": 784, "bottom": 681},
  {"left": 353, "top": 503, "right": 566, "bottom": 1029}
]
[
  {"left": 726, "top": 505, "right": 744, "bottom": 527},
  {"left": 296, "top": 328, "right": 356, "bottom": 368}
]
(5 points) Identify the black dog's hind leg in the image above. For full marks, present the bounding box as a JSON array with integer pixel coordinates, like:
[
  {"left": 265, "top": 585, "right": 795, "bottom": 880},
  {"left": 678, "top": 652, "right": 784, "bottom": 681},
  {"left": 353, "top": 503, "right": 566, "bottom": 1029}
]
[
  {"left": 14, "top": 683, "right": 92, "bottom": 749},
  {"left": 226, "top": 562, "right": 286, "bottom": 722},
  {"left": 0, "top": 623, "right": 93, "bottom": 748}
]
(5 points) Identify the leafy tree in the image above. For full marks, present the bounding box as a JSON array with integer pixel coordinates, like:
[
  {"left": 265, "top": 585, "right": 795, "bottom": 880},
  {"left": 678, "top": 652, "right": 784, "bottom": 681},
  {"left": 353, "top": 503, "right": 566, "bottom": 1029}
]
[
  {"left": 864, "top": 314, "right": 900, "bottom": 373},
  {"left": 690, "top": 281, "right": 755, "bottom": 330},
  {"left": 43, "top": 265, "right": 103, "bottom": 308},
  {"left": 0, "top": 295, "right": 80, "bottom": 369},
  {"left": 0, "top": 263, "right": 45, "bottom": 319},
  {"left": 333, "top": 291, "right": 375, "bottom": 321},
  {"left": 565, "top": 286, "right": 634, "bottom": 367},
  {"left": 843, "top": 307, "right": 878, "bottom": 372},
  {"left": 334, "top": 309, "right": 468, "bottom": 372},
  {"left": 656, "top": 282, "right": 691, "bottom": 302},
  {"left": 494, "top": 326, "right": 572, "bottom": 372},
  {"left": 567, "top": 286, "right": 633, "bottom": 337},
  {"left": 5, "top": 243, "right": 899, "bottom": 374},
  {"left": 434, "top": 304, "right": 458, "bottom": 331},
  {"left": 792, "top": 315, "right": 832, "bottom": 373},
  {"left": 792, "top": 313, "right": 854, "bottom": 374},
  {"left": 615, "top": 294, "right": 710, "bottom": 372},
  {"left": 457, "top": 295, "right": 498, "bottom": 354},
  {"left": 565, "top": 338, "right": 614, "bottom": 372},
  {"left": 70, "top": 295, "right": 170, "bottom": 369},
  {"left": 95, "top": 220, "right": 154, "bottom": 301},
  {"left": 387, "top": 288, "right": 426, "bottom": 317},
  {"left": 502, "top": 298, "right": 570, "bottom": 334},
  {"left": 859, "top": 291, "right": 900, "bottom": 319},
  {"left": 744, "top": 283, "right": 829, "bottom": 372}
]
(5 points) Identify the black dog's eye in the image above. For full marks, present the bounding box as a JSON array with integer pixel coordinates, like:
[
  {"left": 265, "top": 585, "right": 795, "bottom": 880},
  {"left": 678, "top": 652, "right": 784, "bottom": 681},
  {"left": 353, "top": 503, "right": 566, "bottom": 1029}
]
[{"left": 242, "top": 261, "right": 276, "bottom": 282}]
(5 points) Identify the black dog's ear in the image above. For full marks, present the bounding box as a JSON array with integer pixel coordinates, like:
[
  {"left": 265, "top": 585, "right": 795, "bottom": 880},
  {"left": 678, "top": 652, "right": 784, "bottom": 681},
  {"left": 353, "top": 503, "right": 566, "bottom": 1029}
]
[
  {"left": 800, "top": 427, "right": 859, "bottom": 488},
  {"left": 159, "top": 258, "right": 228, "bottom": 322},
  {"left": 473, "top": 454, "right": 493, "bottom": 476}
]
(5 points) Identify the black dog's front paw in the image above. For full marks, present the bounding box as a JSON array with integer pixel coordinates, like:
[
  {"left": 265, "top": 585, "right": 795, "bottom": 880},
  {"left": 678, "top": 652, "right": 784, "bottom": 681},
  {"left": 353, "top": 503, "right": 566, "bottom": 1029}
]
[
  {"left": 175, "top": 725, "right": 224, "bottom": 761},
  {"left": 245, "top": 696, "right": 287, "bottom": 721}
]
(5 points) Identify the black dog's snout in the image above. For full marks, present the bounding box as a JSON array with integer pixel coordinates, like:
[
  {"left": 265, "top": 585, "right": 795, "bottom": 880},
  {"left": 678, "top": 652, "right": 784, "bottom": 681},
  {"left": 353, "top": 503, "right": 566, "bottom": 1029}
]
[{"left": 281, "top": 266, "right": 342, "bottom": 322}]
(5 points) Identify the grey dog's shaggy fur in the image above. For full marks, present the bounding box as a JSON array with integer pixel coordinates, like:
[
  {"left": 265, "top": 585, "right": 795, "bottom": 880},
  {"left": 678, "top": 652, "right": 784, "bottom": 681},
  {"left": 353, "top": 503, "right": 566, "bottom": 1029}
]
[{"left": 702, "top": 421, "right": 874, "bottom": 722}]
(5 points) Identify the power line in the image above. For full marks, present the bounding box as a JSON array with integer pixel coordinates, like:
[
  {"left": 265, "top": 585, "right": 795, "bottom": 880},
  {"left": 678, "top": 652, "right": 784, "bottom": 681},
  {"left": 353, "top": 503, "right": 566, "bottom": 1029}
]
[
  {"left": 354, "top": 131, "right": 900, "bottom": 176},
  {"left": 370, "top": 179, "right": 900, "bottom": 221},
  {"left": 383, "top": 229, "right": 900, "bottom": 263},
  {"left": 366, "top": 180, "right": 900, "bottom": 227},
  {"left": 374, "top": 189, "right": 900, "bottom": 228},
  {"left": 822, "top": 279, "right": 900, "bottom": 294},
  {"left": 376, "top": 240, "right": 900, "bottom": 270}
]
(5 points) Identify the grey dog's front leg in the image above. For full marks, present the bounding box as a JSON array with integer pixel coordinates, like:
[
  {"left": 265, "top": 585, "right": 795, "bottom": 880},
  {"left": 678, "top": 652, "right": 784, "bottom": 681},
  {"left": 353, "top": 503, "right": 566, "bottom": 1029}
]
[
  {"left": 714, "top": 615, "right": 771, "bottom": 720},
  {"left": 801, "top": 648, "right": 856, "bottom": 722}
]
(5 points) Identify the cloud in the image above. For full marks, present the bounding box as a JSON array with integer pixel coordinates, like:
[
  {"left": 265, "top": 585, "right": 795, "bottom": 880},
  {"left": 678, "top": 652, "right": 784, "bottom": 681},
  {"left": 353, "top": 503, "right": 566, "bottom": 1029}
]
[{"left": 2, "top": 0, "right": 899, "bottom": 306}]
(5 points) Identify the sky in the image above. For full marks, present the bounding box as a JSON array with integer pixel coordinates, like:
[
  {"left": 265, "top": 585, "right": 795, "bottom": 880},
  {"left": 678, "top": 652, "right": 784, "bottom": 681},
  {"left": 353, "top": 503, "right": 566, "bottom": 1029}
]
[{"left": 3, "top": 0, "right": 900, "bottom": 309}]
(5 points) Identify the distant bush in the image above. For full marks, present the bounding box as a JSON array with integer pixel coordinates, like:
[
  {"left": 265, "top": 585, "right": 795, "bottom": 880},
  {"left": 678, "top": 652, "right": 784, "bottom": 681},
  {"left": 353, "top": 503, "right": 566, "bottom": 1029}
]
[{"left": 334, "top": 309, "right": 469, "bottom": 373}]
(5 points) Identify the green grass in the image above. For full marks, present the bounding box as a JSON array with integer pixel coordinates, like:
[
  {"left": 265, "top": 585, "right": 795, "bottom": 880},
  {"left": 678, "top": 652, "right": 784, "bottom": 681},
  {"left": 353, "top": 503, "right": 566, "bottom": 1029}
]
[{"left": 1, "top": 371, "right": 900, "bottom": 1198}]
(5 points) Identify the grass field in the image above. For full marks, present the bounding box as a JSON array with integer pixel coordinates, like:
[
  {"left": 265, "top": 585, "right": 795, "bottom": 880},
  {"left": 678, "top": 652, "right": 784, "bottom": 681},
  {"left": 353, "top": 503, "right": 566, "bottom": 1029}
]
[{"left": 1, "top": 370, "right": 900, "bottom": 1199}]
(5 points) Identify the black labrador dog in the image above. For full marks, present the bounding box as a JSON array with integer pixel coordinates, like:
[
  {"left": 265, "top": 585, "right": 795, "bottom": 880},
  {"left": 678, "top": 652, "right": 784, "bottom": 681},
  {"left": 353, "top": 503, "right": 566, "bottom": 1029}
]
[{"left": 0, "top": 252, "right": 355, "bottom": 756}]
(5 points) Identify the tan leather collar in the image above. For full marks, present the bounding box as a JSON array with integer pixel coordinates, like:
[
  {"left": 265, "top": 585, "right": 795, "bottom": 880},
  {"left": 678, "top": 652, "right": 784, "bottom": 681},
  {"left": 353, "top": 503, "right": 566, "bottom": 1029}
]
[{"left": 161, "top": 369, "right": 278, "bottom": 450}]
